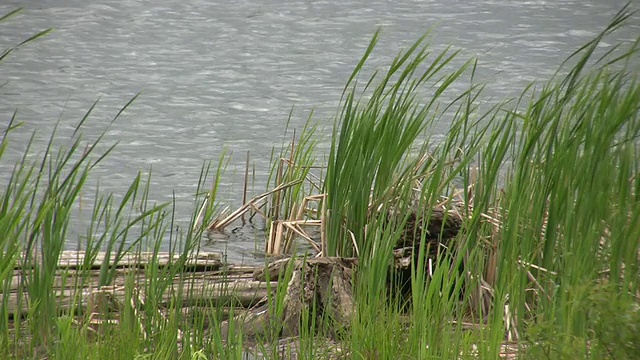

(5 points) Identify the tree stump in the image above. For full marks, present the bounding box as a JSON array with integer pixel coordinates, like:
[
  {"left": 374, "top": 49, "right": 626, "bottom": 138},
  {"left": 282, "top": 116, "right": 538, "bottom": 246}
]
[
  {"left": 230, "top": 257, "right": 357, "bottom": 341},
  {"left": 279, "top": 257, "right": 357, "bottom": 338}
]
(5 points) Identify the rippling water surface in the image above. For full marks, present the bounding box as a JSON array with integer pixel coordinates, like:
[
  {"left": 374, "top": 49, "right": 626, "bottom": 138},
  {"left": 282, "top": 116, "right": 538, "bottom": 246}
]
[{"left": 0, "top": 0, "right": 637, "bottom": 262}]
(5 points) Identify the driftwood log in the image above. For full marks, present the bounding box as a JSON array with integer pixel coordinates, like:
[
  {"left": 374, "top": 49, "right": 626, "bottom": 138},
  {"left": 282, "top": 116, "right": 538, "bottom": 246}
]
[
  {"left": 280, "top": 257, "right": 357, "bottom": 338},
  {"left": 4, "top": 251, "right": 271, "bottom": 318},
  {"left": 4, "top": 201, "right": 463, "bottom": 349}
]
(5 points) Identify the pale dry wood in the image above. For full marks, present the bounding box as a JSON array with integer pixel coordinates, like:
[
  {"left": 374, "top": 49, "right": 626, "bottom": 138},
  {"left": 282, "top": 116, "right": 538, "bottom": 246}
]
[
  {"left": 18, "top": 250, "right": 222, "bottom": 270},
  {"left": 267, "top": 194, "right": 325, "bottom": 256},
  {"left": 282, "top": 220, "right": 322, "bottom": 253},
  {"left": 5, "top": 251, "right": 271, "bottom": 318},
  {"left": 231, "top": 257, "right": 357, "bottom": 341},
  {"left": 273, "top": 220, "right": 285, "bottom": 256},
  {"left": 5, "top": 271, "right": 275, "bottom": 317},
  {"left": 211, "top": 179, "right": 303, "bottom": 230}
]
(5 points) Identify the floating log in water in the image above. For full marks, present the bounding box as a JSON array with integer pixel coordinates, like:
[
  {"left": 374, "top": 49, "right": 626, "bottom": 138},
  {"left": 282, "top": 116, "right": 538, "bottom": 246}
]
[
  {"left": 4, "top": 251, "right": 273, "bottom": 318},
  {"left": 19, "top": 250, "right": 224, "bottom": 270}
]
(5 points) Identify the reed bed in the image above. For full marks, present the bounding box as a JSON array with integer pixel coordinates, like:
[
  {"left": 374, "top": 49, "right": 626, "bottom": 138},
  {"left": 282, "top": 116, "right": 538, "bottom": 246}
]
[{"left": 2, "top": 5, "right": 640, "bottom": 360}]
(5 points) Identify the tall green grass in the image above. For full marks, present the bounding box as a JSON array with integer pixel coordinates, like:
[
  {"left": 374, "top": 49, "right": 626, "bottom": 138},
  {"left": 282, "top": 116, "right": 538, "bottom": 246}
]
[
  {"left": 1, "top": 5, "right": 639, "bottom": 360},
  {"left": 321, "top": 5, "right": 640, "bottom": 359},
  {"left": 0, "top": 10, "right": 235, "bottom": 359},
  {"left": 489, "top": 9, "right": 640, "bottom": 357}
]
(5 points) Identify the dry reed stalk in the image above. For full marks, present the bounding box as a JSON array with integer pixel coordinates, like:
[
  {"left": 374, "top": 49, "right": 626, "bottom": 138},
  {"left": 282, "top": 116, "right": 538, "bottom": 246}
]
[
  {"left": 266, "top": 221, "right": 276, "bottom": 254},
  {"left": 206, "top": 205, "right": 229, "bottom": 230},
  {"left": 281, "top": 201, "right": 299, "bottom": 249},
  {"left": 516, "top": 260, "right": 557, "bottom": 276},
  {"left": 249, "top": 200, "right": 268, "bottom": 220},
  {"left": 504, "top": 295, "right": 519, "bottom": 342},
  {"left": 81, "top": 285, "right": 128, "bottom": 337},
  {"left": 284, "top": 195, "right": 325, "bottom": 246},
  {"left": 192, "top": 194, "right": 209, "bottom": 232},
  {"left": 524, "top": 268, "right": 551, "bottom": 302},
  {"left": 262, "top": 193, "right": 325, "bottom": 256},
  {"left": 241, "top": 150, "right": 250, "bottom": 224},
  {"left": 280, "top": 157, "right": 326, "bottom": 190},
  {"left": 270, "top": 160, "right": 283, "bottom": 221},
  {"left": 347, "top": 230, "right": 359, "bottom": 258},
  {"left": 273, "top": 221, "right": 285, "bottom": 256},
  {"left": 209, "top": 180, "right": 302, "bottom": 231},
  {"left": 282, "top": 220, "right": 322, "bottom": 253}
]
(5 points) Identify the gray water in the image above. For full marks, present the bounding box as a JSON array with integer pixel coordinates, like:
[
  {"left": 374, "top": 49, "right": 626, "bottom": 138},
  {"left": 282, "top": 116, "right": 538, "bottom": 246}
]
[{"left": 1, "top": 0, "right": 638, "bottom": 263}]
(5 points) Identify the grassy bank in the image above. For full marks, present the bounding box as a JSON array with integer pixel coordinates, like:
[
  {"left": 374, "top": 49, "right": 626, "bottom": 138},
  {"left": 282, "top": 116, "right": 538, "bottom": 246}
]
[{"left": 2, "top": 5, "right": 640, "bottom": 359}]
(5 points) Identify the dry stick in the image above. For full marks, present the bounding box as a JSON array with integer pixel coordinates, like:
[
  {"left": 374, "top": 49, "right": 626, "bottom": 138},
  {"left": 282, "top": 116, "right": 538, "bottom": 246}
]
[
  {"left": 478, "top": 278, "right": 495, "bottom": 320},
  {"left": 525, "top": 270, "right": 551, "bottom": 302},
  {"left": 347, "top": 230, "right": 359, "bottom": 257},
  {"left": 248, "top": 198, "right": 268, "bottom": 222},
  {"left": 266, "top": 221, "right": 275, "bottom": 254},
  {"left": 283, "top": 221, "right": 322, "bottom": 253},
  {"left": 299, "top": 194, "right": 325, "bottom": 220},
  {"left": 249, "top": 202, "right": 267, "bottom": 220},
  {"left": 192, "top": 195, "right": 209, "bottom": 233},
  {"left": 241, "top": 150, "right": 250, "bottom": 225},
  {"left": 211, "top": 180, "right": 302, "bottom": 230},
  {"left": 273, "top": 221, "right": 285, "bottom": 255},
  {"left": 280, "top": 158, "right": 325, "bottom": 191},
  {"left": 282, "top": 194, "right": 312, "bottom": 252},
  {"left": 272, "top": 159, "right": 284, "bottom": 222},
  {"left": 294, "top": 196, "right": 308, "bottom": 223},
  {"left": 282, "top": 201, "right": 299, "bottom": 250},
  {"left": 283, "top": 219, "right": 322, "bottom": 252},
  {"left": 504, "top": 299, "right": 519, "bottom": 342},
  {"left": 517, "top": 260, "right": 558, "bottom": 276},
  {"left": 307, "top": 171, "right": 323, "bottom": 192},
  {"left": 208, "top": 206, "right": 230, "bottom": 229}
]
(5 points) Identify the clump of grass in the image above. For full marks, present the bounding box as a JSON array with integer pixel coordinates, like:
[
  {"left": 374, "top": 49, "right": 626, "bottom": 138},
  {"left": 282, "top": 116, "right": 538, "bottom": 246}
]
[
  {"left": 0, "top": 9, "right": 236, "bottom": 359},
  {"left": 487, "top": 7, "right": 640, "bottom": 357},
  {"left": 323, "top": 31, "right": 478, "bottom": 259},
  {"left": 319, "top": 4, "right": 640, "bottom": 359}
]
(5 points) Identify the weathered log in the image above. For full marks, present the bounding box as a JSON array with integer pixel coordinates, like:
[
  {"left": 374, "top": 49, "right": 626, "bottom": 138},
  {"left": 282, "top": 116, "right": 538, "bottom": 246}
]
[
  {"left": 5, "top": 272, "right": 274, "bottom": 318},
  {"left": 17, "top": 250, "right": 223, "bottom": 271},
  {"left": 283, "top": 257, "right": 356, "bottom": 338},
  {"left": 3, "top": 251, "right": 270, "bottom": 319},
  {"left": 229, "top": 257, "right": 357, "bottom": 341}
]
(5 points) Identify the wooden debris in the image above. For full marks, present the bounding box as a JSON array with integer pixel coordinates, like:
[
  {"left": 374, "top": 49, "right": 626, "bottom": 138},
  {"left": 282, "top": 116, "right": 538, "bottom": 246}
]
[
  {"left": 4, "top": 251, "right": 270, "bottom": 319},
  {"left": 228, "top": 257, "right": 357, "bottom": 341},
  {"left": 18, "top": 250, "right": 223, "bottom": 271},
  {"left": 209, "top": 180, "right": 303, "bottom": 231}
]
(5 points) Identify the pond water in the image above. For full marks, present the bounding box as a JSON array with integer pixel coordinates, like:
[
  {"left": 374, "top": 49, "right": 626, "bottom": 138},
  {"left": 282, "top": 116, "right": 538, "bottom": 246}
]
[{"left": 0, "top": 0, "right": 637, "bottom": 263}]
